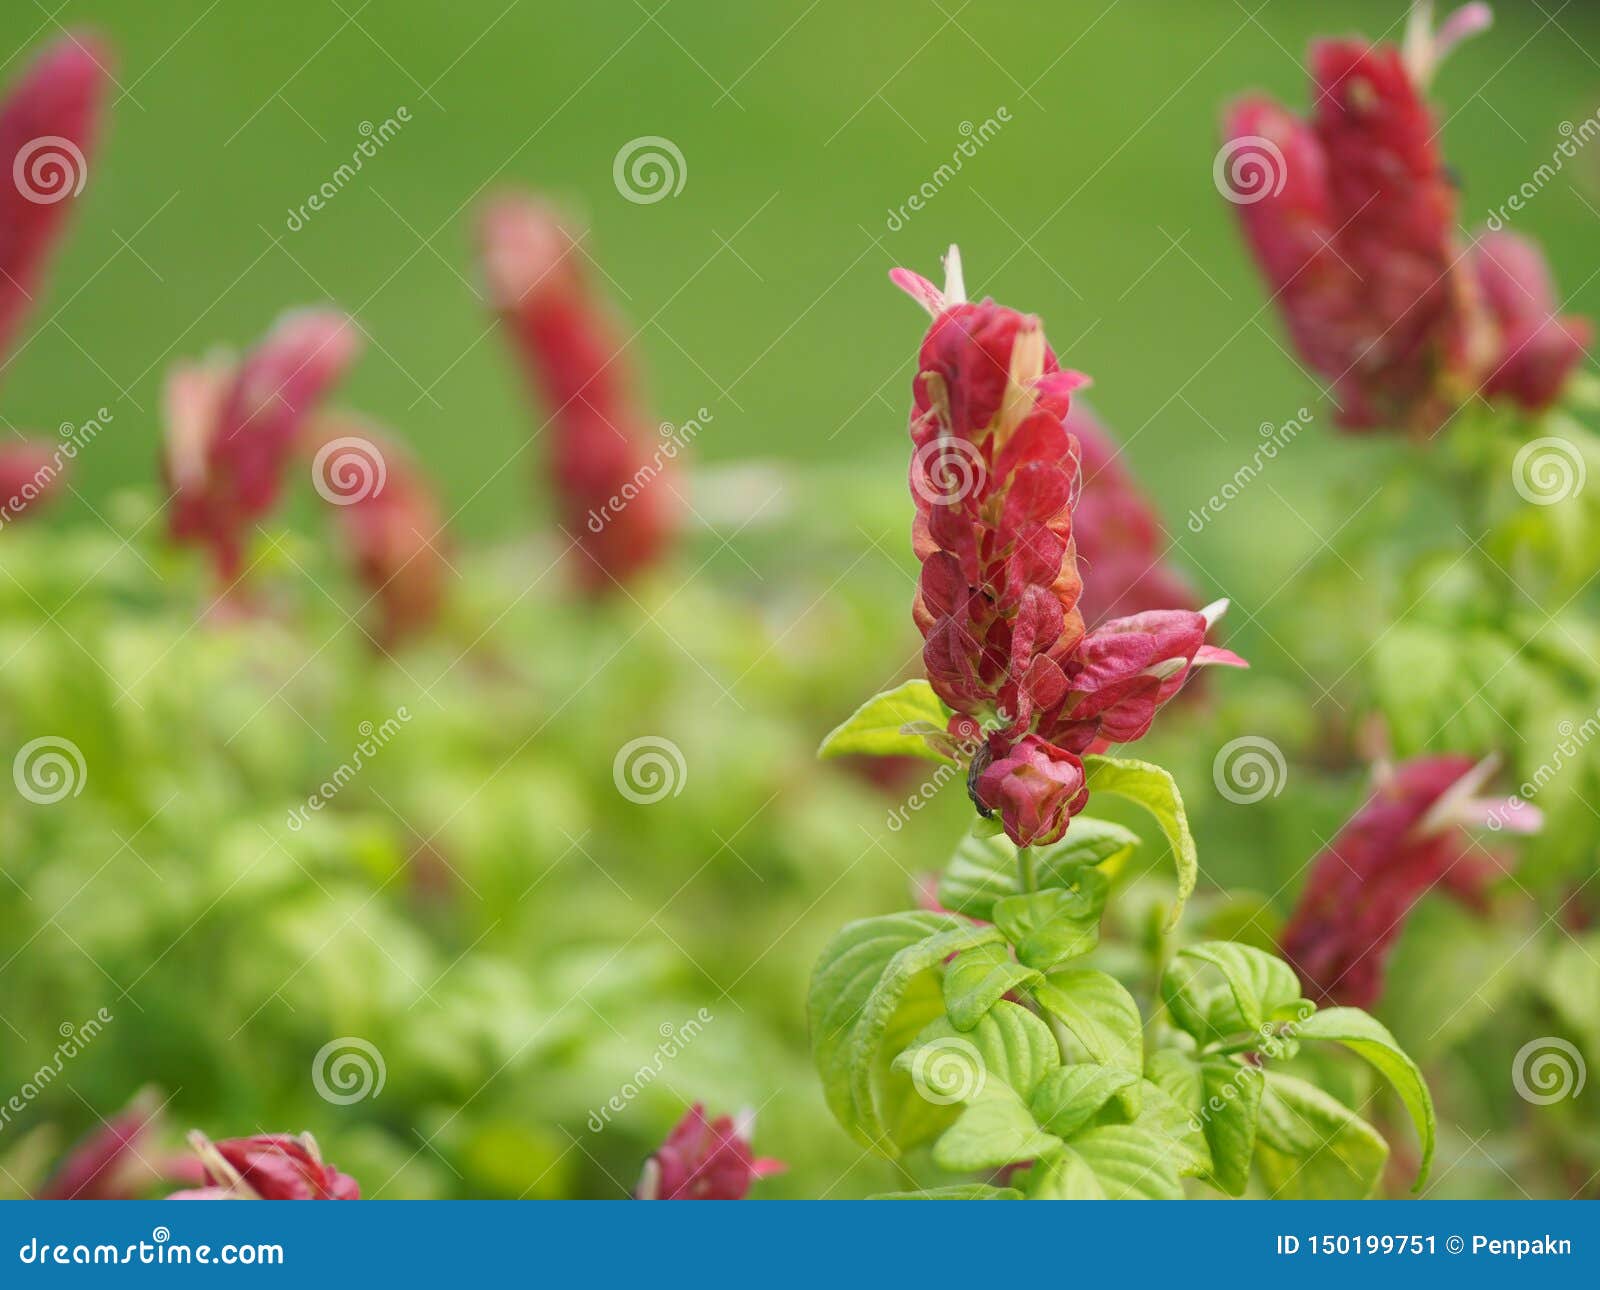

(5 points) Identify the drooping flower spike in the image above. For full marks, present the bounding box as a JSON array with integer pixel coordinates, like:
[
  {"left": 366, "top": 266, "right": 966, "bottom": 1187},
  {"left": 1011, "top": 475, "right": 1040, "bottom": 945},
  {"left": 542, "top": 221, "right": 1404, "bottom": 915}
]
[
  {"left": 1280, "top": 752, "right": 1538, "bottom": 1009},
  {"left": 1223, "top": 2, "right": 1587, "bottom": 433},
  {"left": 304, "top": 415, "right": 449, "bottom": 648},
  {"left": 635, "top": 1103, "right": 785, "bottom": 1200},
  {"left": 0, "top": 32, "right": 110, "bottom": 523},
  {"left": 164, "top": 310, "right": 361, "bottom": 581},
  {"left": 479, "top": 194, "right": 677, "bottom": 593},
  {"left": 167, "top": 1131, "right": 359, "bottom": 1200},
  {"left": 893, "top": 248, "right": 1244, "bottom": 847}
]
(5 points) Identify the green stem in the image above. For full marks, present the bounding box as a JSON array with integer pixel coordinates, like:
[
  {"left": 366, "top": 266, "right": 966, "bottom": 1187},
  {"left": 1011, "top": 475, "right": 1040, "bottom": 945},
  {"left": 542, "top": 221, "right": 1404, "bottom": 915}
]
[{"left": 1017, "top": 844, "right": 1037, "bottom": 895}]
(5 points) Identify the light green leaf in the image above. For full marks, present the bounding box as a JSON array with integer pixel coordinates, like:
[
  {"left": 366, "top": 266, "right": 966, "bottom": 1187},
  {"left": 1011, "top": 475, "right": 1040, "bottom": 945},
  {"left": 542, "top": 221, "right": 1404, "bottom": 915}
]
[
  {"left": 1020, "top": 1148, "right": 1105, "bottom": 1198},
  {"left": 937, "top": 817, "right": 1138, "bottom": 920},
  {"left": 1034, "top": 970, "right": 1143, "bottom": 1106},
  {"left": 1083, "top": 755, "right": 1196, "bottom": 928},
  {"left": 1056, "top": 1126, "right": 1185, "bottom": 1199},
  {"left": 894, "top": 1001, "right": 1060, "bottom": 1102},
  {"left": 808, "top": 912, "right": 1002, "bottom": 1154},
  {"left": 1255, "top": 1070, "right": 1388, "bottom": 1199},
  {"left": 942, "top": 944, "right": 1041, "bottom": 1031},
  {"left": 1161, "top": 941, "right": 1305, "bottom": 1042},
  {"left": 1131, "top": 1078, "right": 1210, "bottom": 1178},
  {"left": 992, "top": 871, "right": 1109, "bottom": 970},
  {"left": 1146, "top": 1049, "right": 1260, "bottom": 1196},
  {"left": 867, "top": 1184, "right": 1023, "bottom": 1200},
  {"left": 1293, "top": 1006, "right": 1435, "bottom": 1190},
  {"left": 933, "top": 1084, "right": 1062, "bottom": 1172},
  {"left": 818, "top": 680, "right": 956, "bottom": 764},
  {"left": 1029, "top": 1064, "right": 1139, "bottom": 1139}
]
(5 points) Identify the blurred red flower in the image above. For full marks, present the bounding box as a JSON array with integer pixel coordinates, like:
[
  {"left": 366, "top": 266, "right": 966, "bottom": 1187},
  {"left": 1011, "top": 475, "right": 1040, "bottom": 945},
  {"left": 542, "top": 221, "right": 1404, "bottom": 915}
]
[
  {"left": 169, "top": 1132, "right": 359, "bottom": 1200},
  {"left": 636, "top": 1103, "right": 784, "bottom": 1200}
]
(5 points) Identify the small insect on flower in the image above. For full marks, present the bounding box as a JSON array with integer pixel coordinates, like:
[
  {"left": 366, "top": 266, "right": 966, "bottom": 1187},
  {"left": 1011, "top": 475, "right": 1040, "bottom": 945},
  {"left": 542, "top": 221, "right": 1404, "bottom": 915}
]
[
  {"left": 635, "top": 1103, "right": 784, "bottom": 1200},
  {"left": 167, "top": 1131, "right": 359, "bottom": 1200},
  {"left": 0, "top": 31, "right": 109, "bottom": 523},
  {"left": 163, "top": 310, "right": 361, "bottom": 582},
  {"left": 1221, "top": 3, "right": 1536, "bottom": 434},
  {"left": 479, "top": 194, "right": 679, "bottom": 593},
  {"left": 1280, "top": 752, "right": 1538, "bottom": 1009},
  {"left": 893, "top": 247, "right": 1243, "bottom": 846}
]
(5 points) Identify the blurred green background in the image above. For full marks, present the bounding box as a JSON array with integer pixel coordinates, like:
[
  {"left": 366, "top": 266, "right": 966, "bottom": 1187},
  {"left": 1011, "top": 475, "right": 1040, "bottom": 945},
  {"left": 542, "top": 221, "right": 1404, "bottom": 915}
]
[{"left": 2, "top": 0, "right": 1598, "bottom": 1199}]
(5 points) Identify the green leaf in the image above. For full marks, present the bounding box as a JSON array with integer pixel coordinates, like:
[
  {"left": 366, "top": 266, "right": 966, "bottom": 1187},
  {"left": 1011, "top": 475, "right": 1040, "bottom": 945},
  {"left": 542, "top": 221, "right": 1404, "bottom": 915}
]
[
  {"left": 1056, "top": 1126, "right": 1185, "bottom": 1199},
  {"left": 1034, "top": 970, "right": 1143, "bottom": 1105},
  {"left": 942, "top": 944, "right": 1041, "bottom": 1032},
  {"left": 1082, "top": 755, "right": 1196, "bottom": 928},
  {"left": 1254, "top": 1070, "right": 1388, "bottom": 1199},
  {"left": 933, "top": 1084, "right": 1062, "bottom": 1172},
  {"left": 1020, "top": 1148, "right": 1105, "bottom": 1198},
  {"left": 808, "top": 912, "right": 1002, "bottom": 1154},
  {"left": 992, "top": 871, "right": 1109, "bottom": 970},
  {"left": 1146, "top": 1048, "right": 1261, "bottom": 1196},
  {"left": 894, "top": 1001, "right": 1060, "bottom": 1102},
  {"left": 818, "top": 680, "right": 956, "bottom": 764},
  {"left": 937, "top": 817, "right": 1138, "bottom": 920},
  {"left": 1131, "top": 1078, "right": 1210, "bottom": 1178},
  {"left": 1161, "top": 941, "right": 1306, "bottom": 1043},
  {"left": 1293, "top": 1006, "right": 1436, "bottom": 1190},
  {"left": 867, "top": 1184, "right": 1023, "bottom": 1200},
  {"left": 1029, "top": 1064, "right": 1139, "bottom": 1138}
]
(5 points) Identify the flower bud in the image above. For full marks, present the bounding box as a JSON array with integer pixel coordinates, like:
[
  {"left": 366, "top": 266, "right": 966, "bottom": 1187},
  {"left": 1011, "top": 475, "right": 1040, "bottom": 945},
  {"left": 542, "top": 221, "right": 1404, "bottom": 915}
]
[{"left": 635, "top": 1104, "right": 784, "bottom": 1200}]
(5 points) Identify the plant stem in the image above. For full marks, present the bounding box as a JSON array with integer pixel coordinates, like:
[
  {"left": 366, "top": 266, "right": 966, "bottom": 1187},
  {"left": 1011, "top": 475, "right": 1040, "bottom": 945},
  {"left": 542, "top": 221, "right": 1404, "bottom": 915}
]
[{"left": 1017, "top": 844, "right": 1037, "bottom": 894}]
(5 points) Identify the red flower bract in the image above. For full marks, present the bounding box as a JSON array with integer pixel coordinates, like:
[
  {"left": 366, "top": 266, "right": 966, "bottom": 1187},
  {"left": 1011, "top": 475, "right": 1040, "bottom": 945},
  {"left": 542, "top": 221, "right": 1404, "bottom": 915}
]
[
  {"left": 164, "top": 311, "right": 361, "bottom": 580},
  {"left": 1468, "top": 228, "right": 1593, "bottom": 413},
  {"left": 170, "top": 1132, "right": 359, "bottom": 1201},
  {"left": 37, "top": 1090, "right": 165, "bottom": 1200},
  {"left": 894, "top": 249, "right": 1243, "bottom": 847},
  {"left": 479, "top": 194, "right": 678, "bottom": 593},
  {"left": 636, "top": 1103, "right": 784, "bottom": 1200},
  {"left": 0, "top": 32, "right": 109, "bottom": 524},
  {"left": 1280, "top": 753, "right": 1535, "bottom": 1008}
]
